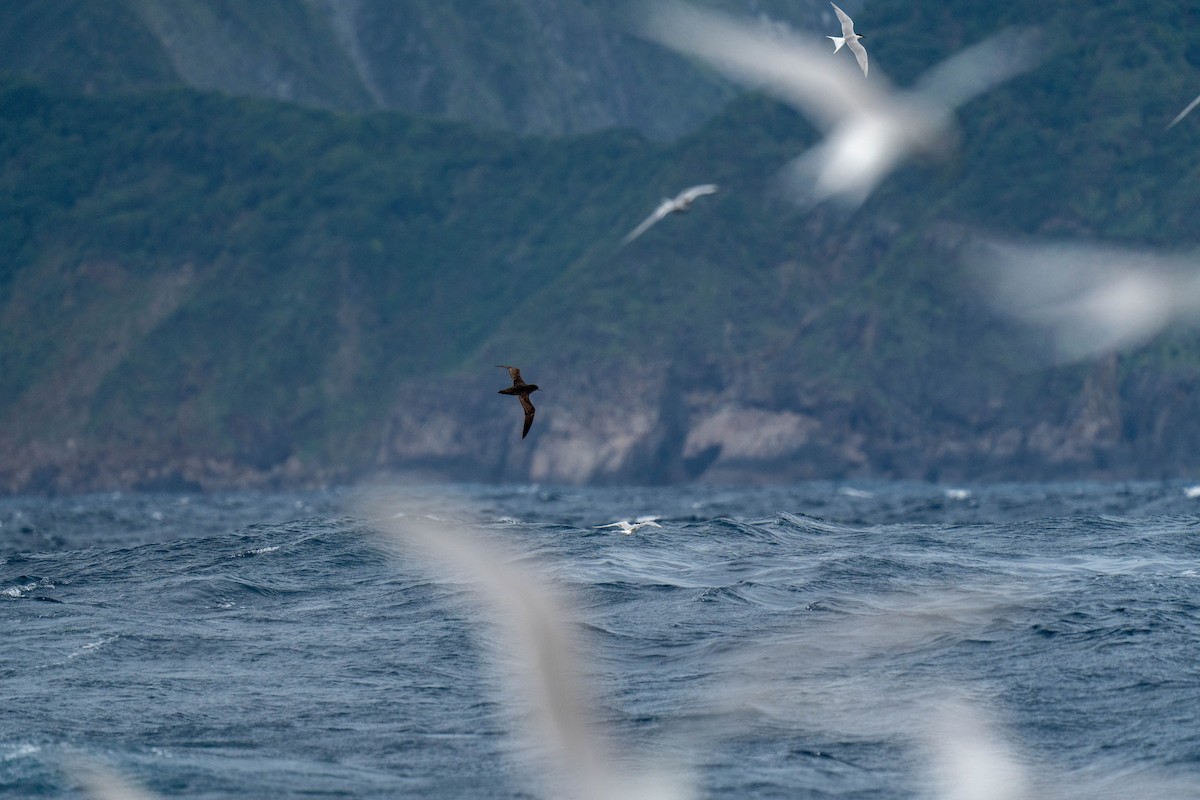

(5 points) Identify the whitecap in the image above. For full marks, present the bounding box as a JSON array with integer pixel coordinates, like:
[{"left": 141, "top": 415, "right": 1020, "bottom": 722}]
[
  {"left": 68, "top": 636, "right": 118, "bottom": 660},
  {"left": 1183, "top": 485, "right": 1200, "bottom": 499},
  {"left": 1, "top": 743, "right": 40, "bottom": 762},
  {"left": 945, "top": 488, "right": 972, "bottom": 501}
]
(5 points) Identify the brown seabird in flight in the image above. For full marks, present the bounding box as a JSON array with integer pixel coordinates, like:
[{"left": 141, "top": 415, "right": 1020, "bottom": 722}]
[{"left": 496, "top": 365, "right": 539, "bottom": 439}]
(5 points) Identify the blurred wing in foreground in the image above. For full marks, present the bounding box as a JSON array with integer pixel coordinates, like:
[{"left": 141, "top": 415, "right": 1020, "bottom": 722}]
[
  {"left": 69, "top": 761, "right": 160, "bottom": 800},
  {"left": 1167, "top": 93, "right": 1200, "bottom": 129},
  {"left": 641, "top": 2, "right": 1041, "bottom": 207},
  {"left": 366, "top": 499, "right": 692, "bottom": 800},
  {"left": 968, "top": 237, "right": 1200, "bottom": 362}
]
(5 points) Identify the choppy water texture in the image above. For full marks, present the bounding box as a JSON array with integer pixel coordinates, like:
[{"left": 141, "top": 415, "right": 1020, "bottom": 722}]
[{"left": 3, "top": 482, "right": 1200, "bottom": 798}]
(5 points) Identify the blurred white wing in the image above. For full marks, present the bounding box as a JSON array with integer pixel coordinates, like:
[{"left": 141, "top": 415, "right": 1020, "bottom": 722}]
[
  {"left": 643, "top": 1, "right": 882, "bottom": 130},
  {"left": 70, "top": 762, "right": 160, "bottom": 800},
  {"left": 643, "top": 2, "right": 1040, "bottom": 207},
  {"left": 971, "top": 237, "right": 1200, "bottom": 362},
  {"left": 368, "top": 504, "right": 692, "bottom": 800},
  {"left": 677, "top": 184, "right": 718, "bottom": 203},
  {"left": 621, "top": 199, "right": 675, "bottom": 244},
  {"left": 1167, "top": 92, "right": 1200, "bottom": 129},
  {"left": 913, "top": 27, "right": 1044, "bottom": 111},
  {"left": 924, "top": 700, "right": 1032, "bottom": 800}
]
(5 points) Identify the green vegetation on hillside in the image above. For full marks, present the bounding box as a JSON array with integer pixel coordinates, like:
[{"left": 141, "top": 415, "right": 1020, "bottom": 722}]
[
  {"left": 1, "top": 0, "right": 1200, "bottom": 489},
  {"left": 0, "top": 76, "right": 676, "bottom": 471}
]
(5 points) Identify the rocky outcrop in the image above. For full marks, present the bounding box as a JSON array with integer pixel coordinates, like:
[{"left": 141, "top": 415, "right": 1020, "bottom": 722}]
[
  {"left": 357, "top": 355, "right": 1192, "bottom": 487},
  {"left": 2, "top": 347, "right": 1198, "bottom": 494}
]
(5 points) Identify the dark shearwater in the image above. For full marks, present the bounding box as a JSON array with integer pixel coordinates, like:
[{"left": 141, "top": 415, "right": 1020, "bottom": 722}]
[{"left": 496, "top": 365, "right": 539, "bottom": 439}]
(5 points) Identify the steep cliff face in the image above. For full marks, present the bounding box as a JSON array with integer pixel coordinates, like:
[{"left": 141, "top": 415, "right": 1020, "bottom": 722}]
[
  {"left": 2, "top": 0, "right": 1200, "bottom": 493},
  {"left": 367, "top": 353, "right": 1194, "bottom": 487}
]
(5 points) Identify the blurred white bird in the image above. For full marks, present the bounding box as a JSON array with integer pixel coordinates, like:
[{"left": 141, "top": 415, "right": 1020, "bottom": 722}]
[
  {"left": 970, "top": 237, "right": 1200, "bottom": 362},
  {"left": 369, "top": 505, "right": 692, "bottom": 800},
  {"left": 594, "top": 519, "right": 663, "bottom": 535},
  {"left": 622, "top": 184, "right": 718, "bottom": 244},
  {"left": 923, "top": 699, "right": 1033, "bottom": 800},
  {"left": 69, "top": 761, "right": 160, "bottom": 800},
  {"left": 642, "top": 2, "right": 1041, "bottom": 207},
  {"left": 828, "top": 3, "right": 868, "bottom": 77},
  {"left": 1167, "top": 92, "right": 1200, "bottom": 129}
]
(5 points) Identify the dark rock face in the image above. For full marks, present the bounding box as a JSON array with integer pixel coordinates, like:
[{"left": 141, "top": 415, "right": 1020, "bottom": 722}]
[{"left": 1, "top": 0, "right": 1199, "bottom": 494}]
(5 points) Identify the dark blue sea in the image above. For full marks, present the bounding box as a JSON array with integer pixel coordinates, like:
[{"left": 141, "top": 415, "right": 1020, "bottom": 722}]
[{"left": 4, "top": 482, "right": 1200, "bottom": 799}]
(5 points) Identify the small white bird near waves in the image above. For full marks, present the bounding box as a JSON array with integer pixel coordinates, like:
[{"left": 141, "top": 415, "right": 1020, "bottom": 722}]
[
  {"left": 621, "top": 184, "right": 718, "bottom": 244},
  {"left": 828, "top": 2, "right": 868, "bottom": 77},
  {"left": 594, "top": 518, "right": 662, "bottom": 535}
]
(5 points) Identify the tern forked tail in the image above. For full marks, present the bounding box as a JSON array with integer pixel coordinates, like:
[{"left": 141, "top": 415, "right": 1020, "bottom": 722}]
[{"left": 496, "top": 365, "right": 540, "bottom": 439}]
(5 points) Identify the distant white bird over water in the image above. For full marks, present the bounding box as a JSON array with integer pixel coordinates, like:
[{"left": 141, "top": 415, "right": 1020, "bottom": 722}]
[
  {"left": 642, "top": 2, "right": 1041, "bottom": 207},
  {"left": 595, "top": 519, "right": 662, "bottom": 535},
  {"left": 828, "top": 2, "right": 868, "bottom": 77},
  {"left": 1167, "top": 92, "right": 1200, "bottom": 129},
  {"left": 621, "top": 184, "right": 718, "bottom": 244}
]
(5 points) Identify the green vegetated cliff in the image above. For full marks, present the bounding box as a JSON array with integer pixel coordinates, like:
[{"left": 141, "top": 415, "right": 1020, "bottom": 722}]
[
  {"left": 1, "top": 0, "right": 1199, "bottom": 491},
  {"left": 0, "top": 0, "right": 830, "bottom": 139}
]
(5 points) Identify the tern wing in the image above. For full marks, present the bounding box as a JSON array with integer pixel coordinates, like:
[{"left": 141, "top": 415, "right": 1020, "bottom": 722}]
[
  {"left": 520, "top": 394, "right": 536, "bottom": 438},
  {"left": 913, "top": 27, "right": 1042, "bottom": 111},
  {"left": 642, "top": 1, "right": 885, "bottom": 129},
  {"left": 70, "top": 762, "right": 161, "bottom": 800},
  {"left": 621, "top": 200, "right": 674, "bottom": 244},
  {"left": 831, "top": 3, "right": 856, "bottom": 38},
  {"left": 970, "top": 237, "right": 1197, "bottom": 363},
  {"left": 496, "top": 364, "right": 525, "bottom": 386},
  {"left": 367, "top": 514, "right": 619, "bottom": 798},
  {"left": 678, "top": 184, "right": 718, "bottom": 203},
  {"left": 847, "top": 37, "right": 869, "bottom": 77},
  {"left": 1167, "top": 93, "right": 1200, "bottom": 129}
]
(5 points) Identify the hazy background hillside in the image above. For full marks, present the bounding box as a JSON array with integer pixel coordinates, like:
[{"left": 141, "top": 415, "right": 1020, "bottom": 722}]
[
  {"left": 1, "top": 0, "right": 1199, "bottom": 493},
  {"left": 0, "top": 0, "right": 834, "bottom": 138}
]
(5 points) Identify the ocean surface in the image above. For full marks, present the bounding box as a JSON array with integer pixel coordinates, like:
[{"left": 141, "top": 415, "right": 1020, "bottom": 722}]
[{"left": 3, "top": 481, "right": 1200, "bottom": 799}]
